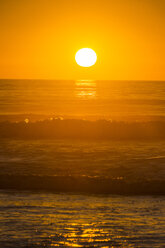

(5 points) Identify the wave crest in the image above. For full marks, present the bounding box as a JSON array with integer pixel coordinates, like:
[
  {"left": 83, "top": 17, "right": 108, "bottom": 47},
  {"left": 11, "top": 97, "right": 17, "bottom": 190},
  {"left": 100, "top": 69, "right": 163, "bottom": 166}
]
[{"left": 0, "top": 119, "right": 165, "bottom": 139}]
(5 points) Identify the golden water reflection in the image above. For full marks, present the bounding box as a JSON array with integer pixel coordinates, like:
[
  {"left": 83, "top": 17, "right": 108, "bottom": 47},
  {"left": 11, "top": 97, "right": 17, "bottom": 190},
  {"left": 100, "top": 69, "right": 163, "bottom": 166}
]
[
  {"left": 1, "top": 191, "right": 163, "bottom": 247},
  {"left": 75, "top": 80, "right": 97, "bottom": 99},
  {"left": 50, "top": 223, "right": 114, "bottom": 247}
]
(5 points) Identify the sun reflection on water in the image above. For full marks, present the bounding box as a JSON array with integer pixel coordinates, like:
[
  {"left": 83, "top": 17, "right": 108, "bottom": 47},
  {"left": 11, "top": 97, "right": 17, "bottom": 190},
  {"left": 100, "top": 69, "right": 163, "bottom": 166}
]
[
  {"left": 0, "top": 191, "right": 164, "bottom": 247},
  {"left": 75, "top": 80, "right": 97, "bottom": 99},
  {"left": 48, "top": 223, "right": 114, "bottom": 247}
]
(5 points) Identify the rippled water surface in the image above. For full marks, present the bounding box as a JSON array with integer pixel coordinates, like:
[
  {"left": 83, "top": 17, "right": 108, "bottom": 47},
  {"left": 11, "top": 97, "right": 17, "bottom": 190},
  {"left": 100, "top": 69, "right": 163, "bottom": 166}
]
[
  {"left": 0, "top": 80, "right": 165, "bottom": 121},
  {"left": 0, "top": 191, "right": 164, "bottom": 247}
]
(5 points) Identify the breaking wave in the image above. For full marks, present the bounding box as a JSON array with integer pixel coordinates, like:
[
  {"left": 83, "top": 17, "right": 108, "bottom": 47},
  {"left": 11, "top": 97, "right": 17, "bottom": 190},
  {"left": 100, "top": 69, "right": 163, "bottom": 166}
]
[
  {"left": 0, "top": 118, "right": 165, "bottom": 140},
  {"left": 0, "top": 174, "right": 164, "bottom": 195}
]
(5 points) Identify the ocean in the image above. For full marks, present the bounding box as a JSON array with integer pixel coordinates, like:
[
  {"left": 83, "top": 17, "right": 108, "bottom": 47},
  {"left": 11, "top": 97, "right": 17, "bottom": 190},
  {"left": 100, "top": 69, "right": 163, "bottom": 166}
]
[
  {"left": 0, "top": 79, "right": 165, "bottom": 121},
  {"left": 0, "top": 79, "right": 165, "bottom": 247}
]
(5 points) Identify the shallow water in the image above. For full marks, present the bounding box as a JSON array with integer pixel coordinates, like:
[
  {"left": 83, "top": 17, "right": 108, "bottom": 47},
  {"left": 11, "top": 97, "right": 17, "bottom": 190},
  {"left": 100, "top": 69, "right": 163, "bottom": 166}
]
[
  {"left": 0, "top": 191, "right": 164, "bottom": 247},
  {"left": 0, "top": 139, "right": 165, "bottom": 194}
]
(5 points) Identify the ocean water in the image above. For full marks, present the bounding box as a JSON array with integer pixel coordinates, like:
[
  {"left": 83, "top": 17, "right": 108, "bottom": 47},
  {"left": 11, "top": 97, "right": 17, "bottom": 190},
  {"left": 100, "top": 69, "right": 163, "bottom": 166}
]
[
  {"left": 0, "top": 79, "right": 165, "bottom": 121},
  {"left": 0, "top": 191, "right": 164, "bottom": 248},
  {"left": 0, "top": 139, "right": 165, "bottom": 194},
  {"left": 0, "top": 80, "right": 165, "bottom": 247}
]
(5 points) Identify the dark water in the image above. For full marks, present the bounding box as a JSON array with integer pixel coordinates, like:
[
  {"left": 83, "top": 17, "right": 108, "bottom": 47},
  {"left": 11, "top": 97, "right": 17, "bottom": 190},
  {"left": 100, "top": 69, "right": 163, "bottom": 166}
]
[
  {"left": 0, "top": 139, "right": 165, "bottom": 194},
  {"left": 0, "top": 80, "right": 165, "bottom": 246}
]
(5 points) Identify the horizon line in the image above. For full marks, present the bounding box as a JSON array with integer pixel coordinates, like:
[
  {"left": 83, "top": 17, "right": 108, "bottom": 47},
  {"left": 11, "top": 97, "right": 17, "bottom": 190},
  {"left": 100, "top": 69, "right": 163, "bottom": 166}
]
[{"left": 0, "top": 78, "right": 165, "bottom": 82}]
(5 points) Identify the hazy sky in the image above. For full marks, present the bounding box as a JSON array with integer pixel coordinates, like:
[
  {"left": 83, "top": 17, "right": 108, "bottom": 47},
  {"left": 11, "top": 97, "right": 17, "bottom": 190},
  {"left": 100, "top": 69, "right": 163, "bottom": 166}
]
[{"left": 0, "top": 0, "right": 165, "bottom": 80}]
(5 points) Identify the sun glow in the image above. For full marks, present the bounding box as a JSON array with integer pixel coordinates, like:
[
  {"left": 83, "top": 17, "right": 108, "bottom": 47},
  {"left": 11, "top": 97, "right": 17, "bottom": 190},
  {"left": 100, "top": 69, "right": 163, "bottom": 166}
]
[{"left": 75, "top": 48, "right": 97, "bottom": 67}]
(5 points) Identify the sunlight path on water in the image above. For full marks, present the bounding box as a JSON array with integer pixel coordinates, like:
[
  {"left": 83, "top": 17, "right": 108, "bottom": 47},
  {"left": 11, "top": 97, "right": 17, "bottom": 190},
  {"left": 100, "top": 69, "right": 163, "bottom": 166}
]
[{"left": 0, "top": 191, "right": 164, "bottom": 247}]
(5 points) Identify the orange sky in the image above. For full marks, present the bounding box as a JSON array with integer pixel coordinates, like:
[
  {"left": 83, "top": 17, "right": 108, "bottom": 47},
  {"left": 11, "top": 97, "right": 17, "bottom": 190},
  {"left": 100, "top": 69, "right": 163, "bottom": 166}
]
[{"left": 0, "top": 0, "right": 165, "bottom": 80}]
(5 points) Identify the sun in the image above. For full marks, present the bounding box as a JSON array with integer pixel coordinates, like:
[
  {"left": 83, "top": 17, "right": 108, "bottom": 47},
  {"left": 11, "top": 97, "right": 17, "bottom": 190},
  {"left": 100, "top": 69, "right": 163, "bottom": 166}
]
[{"left": 75, "top": 48, "right": 97, "bottom": 67}]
